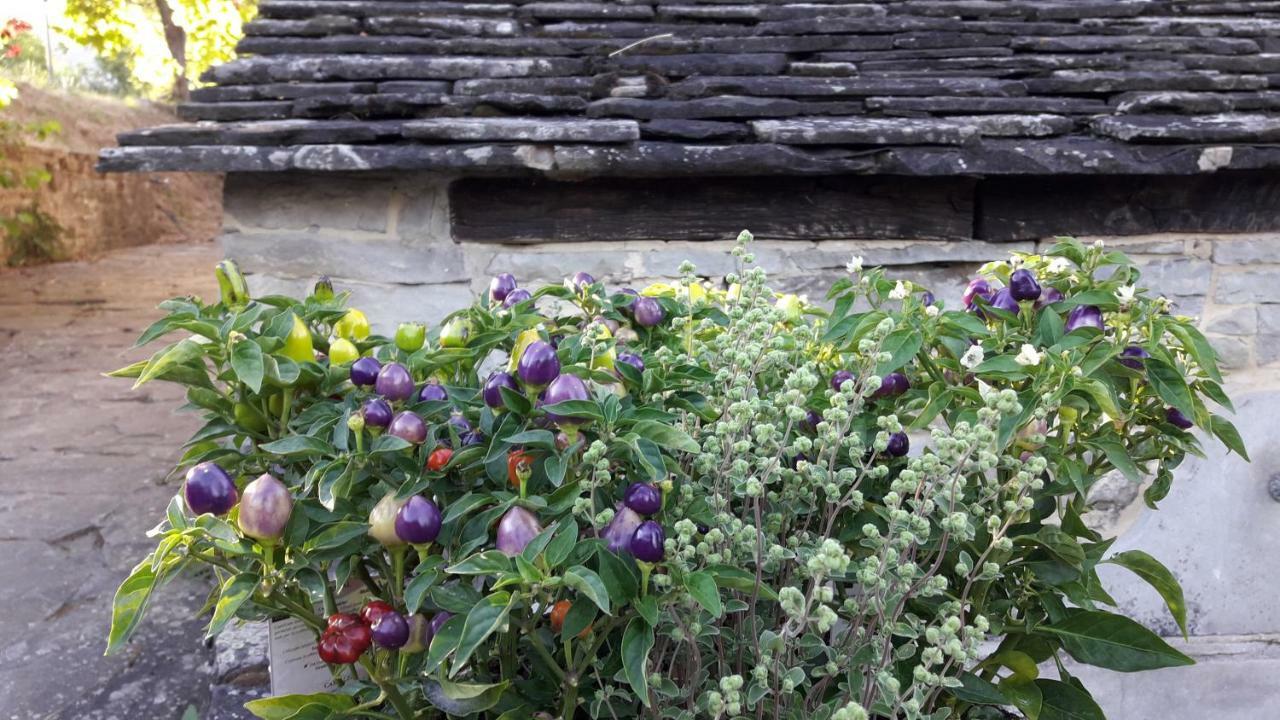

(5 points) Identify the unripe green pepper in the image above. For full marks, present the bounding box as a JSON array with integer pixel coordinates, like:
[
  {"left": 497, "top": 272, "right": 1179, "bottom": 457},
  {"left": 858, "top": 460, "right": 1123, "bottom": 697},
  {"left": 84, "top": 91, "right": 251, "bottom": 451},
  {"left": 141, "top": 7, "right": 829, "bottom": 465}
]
[
  {"left": 214, "top": 260, "right": 250, "bottom": 311},
  {"left": 333, "top": 309, "right": 370, "bottom": 341},
  {"left": 234, "top": 402, "right": 269, "bottom": 433},
  {"left": 395, "top": 322, "right": 426, "bottom": 352},
  {"left": 282, "top": 315, "right": 315, "bottom": 363},
  {"left": 328, "top": 337, "right": 359, "bottom": 365},
  {"left": 439, "top": 317, "right": 471, "bottom": 349},
  {"left": 312, "top": 276, "right": 334, "bottom": 302}
]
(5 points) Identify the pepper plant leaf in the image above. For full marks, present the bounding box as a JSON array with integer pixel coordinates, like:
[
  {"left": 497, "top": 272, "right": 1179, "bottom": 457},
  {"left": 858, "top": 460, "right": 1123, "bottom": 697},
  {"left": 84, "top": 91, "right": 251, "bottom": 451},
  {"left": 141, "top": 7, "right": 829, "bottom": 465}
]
[
  {"left": 621, "top": 616, "right": 656, "bottom": 707},
  {"left": 1105, "top": 550, "right": 1188, "bottom": 638},
  {"left": 1037, "top": 609, "right": 1194, "bottom": 671}
]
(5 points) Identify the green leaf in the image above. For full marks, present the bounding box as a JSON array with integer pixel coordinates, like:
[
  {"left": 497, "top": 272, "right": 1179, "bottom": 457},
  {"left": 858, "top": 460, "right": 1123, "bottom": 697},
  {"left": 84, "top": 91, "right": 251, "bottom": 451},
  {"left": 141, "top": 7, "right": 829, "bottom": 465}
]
[
  {"left": 134, "top": 339, "right": 206, "bottom": 389},
  {"left": 231, "top": 340, "right": 265, "bottom": 393},
  {"left": 563, "top": 566, "right": 612, "bottom": 615},
  {"left": 683, "top": 570, "right": 723, "bottom": 618},
  {"left": 949, "top": 673, "right": 1009, "bottom": 706},
  {"left": 1095, "top": 439, "right": 1142, "bottom": 483},
  {"left": 302, "top": 521, "right": 368, "bottom": 553},
  {"left": 981, "top": 650, "right": 1040, "bottom": 681},
  {"left": 545, "top": 521, "right": 578, "bottom": 568},
  {"left": 1036, "top": 679, "right": 1105, "bottom": 720},
  {"left": 1038, "top": 609, "right": 1194, "bottom": 672},
  {"left": 621, "top": 617, "right": 655, "bottom": 707},
  {"left": 243, "top": 693, "right": 354, "bottom": 720},
  {"left": 370, "top": 434, "right": 413, "bottom": 455},
  {"left": 877, "top": 329, "right": 923, "bottom": 375},
  {"left": 1168, "top": 323, "right": 1222, "bottom": 383},
  {"left": 423, "top": 613, "right": 465, "bottom": 674},
  {"left": 705, "top": 564, "right": 778, "bottom": 601},
  {"left": 630, "top": 419, "right": 700, "bottom": 453},
  {"left": 999, "top": 677, "right": 1043, "bottom": 720},
  {"left": 206, "top": 572, "right": 257, "bottom": 640},
  {"left": 1105, "top": 550, "right": 1188, "bottom": 638},
  {"left": 1146, "top": 358, "right": 1195, "bottom": 418},
  {"left": 1210, "top": 415, "right": 1250, "bottom": 461},
  {"left": 634, "top": 595, "right": 658, "bottom": 627},
  {"left": 405, "top": 557, "right": 444, "bottom": 614},
  {"left": 541, "top": 399, "right": 603, "bottom": 421},
  {"left": 423, "top": 678, "right": 509, "bottom": 715},
  {"left": 503, "top": 429, "right": 556, "bottom": 450},
  {"left": 597, "top": 550, "right": 639, "bottom": 607},
  {"left": 260, "top": 436, "right": 334, "bottom": 456},
  {"left": 450, "top": 593, "right": 513, "bottom": 677},
  {"left": 447, "top": 550, "right": 513, "bottom": 576},
  {"left": 105, "top": 556, "right": 164, "bottom": 655}
]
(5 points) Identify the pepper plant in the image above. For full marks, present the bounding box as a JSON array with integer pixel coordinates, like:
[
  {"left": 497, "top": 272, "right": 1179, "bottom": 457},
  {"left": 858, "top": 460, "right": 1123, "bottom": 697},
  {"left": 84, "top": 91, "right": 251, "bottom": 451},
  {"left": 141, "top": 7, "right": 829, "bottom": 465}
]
[{"left": 107, "top": 233, "right": 1243, "bottom": 719}]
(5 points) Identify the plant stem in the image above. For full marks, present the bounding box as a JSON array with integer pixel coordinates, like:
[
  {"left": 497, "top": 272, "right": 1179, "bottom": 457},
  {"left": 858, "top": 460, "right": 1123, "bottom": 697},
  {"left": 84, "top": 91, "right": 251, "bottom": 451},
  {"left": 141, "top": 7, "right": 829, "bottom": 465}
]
[{"left": 560, "top": 676, "right": 580, "bottom": 720}]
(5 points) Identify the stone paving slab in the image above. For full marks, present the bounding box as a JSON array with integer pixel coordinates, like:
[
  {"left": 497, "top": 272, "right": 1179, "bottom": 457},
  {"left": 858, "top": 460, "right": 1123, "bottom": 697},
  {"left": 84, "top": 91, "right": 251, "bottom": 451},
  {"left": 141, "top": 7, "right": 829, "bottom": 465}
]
[{"left": 0, "top": 241, "right": 263, "bottom": 720}]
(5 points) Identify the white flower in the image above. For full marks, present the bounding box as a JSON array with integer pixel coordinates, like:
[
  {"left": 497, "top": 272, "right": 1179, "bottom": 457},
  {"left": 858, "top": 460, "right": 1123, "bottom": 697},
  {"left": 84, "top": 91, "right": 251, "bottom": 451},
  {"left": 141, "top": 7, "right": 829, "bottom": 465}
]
[
  {"left": 1014, "top": 344, "right": 1043, "bottom": 367},
  {"left": 888, "top": 281, "right": 909, "bottom": 300},
  {"left": 1047, "top": 257, "right": 1071, "bottom": 274},
  {"left": 925, "top": 305, "right": 940, "bottom": 318},
  {"left": 846, "top": 255, "right": 864, "bottom": 274},
  {"left": 1093, "top": 239, "right": 1105, "bottom": 249},
  {"left": 1115, "top": 284, "right": 1136, "bottom": 307},
  {"left": 960, "top": 345, "right": 985, "bottom": 369}
]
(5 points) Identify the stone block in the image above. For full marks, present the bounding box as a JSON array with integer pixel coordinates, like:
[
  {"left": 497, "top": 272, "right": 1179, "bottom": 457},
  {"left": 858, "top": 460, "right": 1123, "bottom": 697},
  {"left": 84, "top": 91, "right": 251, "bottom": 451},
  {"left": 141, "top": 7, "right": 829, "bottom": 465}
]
[
  {"left": 395, "top": 178, "right": 453, "bottom": 244},
  {"left": 224, "top": 174, "right": 391, "bottom": 233},
  {"left": 1257, "top": 305, "right": 1280, "bottom": 365},
  {"left": 1215, "top": 268, "right": 1280, "bottom": 304},
  {"left": 1206, "top": 333, "right": 1251, "bottom": 369},
  {"left": 214, "top": 621, "right": 269, "bottom": 684},
  {"left": 223, "top": 232, "right": 464, "bottom": 287},
  {"left": 1073, "top": 235, "right": 1187, "bottom": 254},
  {"left": 1135, "top": 257, "right": 1211, "bottom": 297},
  {"left": 1212, "top": 235, "right": 1280, "bottom": 264},
  {"left": 1203, "top": 305, "right": 1257, "bottom": 336},
  {"left": 795, "top": 240, "right": 1034, "bottom": 270}
]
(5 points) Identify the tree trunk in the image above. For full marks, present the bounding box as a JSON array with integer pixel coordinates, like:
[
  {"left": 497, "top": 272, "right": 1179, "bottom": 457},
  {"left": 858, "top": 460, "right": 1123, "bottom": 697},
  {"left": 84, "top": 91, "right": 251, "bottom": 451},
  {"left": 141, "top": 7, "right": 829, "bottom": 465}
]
[{"left": 153, "top": 0, "right": 188, "bottom": 101}]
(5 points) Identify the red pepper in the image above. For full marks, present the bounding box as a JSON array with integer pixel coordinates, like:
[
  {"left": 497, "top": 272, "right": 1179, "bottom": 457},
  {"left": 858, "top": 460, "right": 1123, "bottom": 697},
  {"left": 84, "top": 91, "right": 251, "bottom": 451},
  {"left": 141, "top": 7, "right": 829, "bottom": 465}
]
[
  {"left": 426, "top": 447, "right": 453, "bottom": 472},
  {"left": 317, "top": 612, "right": 371, "bottom": 665},
  {"left": 507, "top": 449, "right": 535, "bottom": 489},
  {"left": 360, "top": 600, "right": 395, "bottom": 627}
]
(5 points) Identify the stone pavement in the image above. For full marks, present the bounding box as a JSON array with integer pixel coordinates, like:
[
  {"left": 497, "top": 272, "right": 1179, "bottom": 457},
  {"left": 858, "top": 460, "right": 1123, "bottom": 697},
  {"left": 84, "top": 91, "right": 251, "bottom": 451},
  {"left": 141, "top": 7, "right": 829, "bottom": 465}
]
[{"left": 0, "top": 242, "right": 264, "bottom": 719}]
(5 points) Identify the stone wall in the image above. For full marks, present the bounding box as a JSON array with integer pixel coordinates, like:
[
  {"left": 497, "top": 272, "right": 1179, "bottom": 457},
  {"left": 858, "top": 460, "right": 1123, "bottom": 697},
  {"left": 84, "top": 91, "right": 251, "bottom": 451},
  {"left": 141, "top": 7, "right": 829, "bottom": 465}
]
[{"left": 220, "top": 171, "right": 1280, "bottom": 717}]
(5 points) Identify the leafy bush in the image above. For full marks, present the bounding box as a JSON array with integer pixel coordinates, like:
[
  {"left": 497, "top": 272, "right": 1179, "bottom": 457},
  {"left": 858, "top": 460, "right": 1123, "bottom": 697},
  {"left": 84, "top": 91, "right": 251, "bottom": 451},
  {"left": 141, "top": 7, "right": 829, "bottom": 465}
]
[{"left": 107, "top": 234, "right": 1241, "bottom": 719}]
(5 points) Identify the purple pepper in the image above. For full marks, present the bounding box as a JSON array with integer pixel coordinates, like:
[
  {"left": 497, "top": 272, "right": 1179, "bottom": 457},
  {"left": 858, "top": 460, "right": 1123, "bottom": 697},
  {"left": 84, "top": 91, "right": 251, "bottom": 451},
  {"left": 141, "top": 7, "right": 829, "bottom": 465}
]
[
  {"left": 623, "top": 482, "right": 662, "bottom": 516},
  {"left": 1008, "top": 269, "right": 1042, "bottom": 302},
  {"left": 921, "top": 291, "right": 936, "bottom": 307},
  {"left": 1118, "top": 346, "right": 1150, "bottom": 370},
  {"left": 617, "top": 352, "right": 645, "bottom": 374},
  {"left": 630, "top": 521, "right": 666, "bottom": 563},
  {"left": 543, "top": 374, "right": 590, "bottom": 425},
  {"left": 831, "top": 370, "right": 855, "bottom": 392},
  {"left": 873, "top": 372, "right": 910, "bottom": 399},
  {"left": 886, "top": 432, "right": 910, "bottom": 458},
  {"left": 602, "top": 505, "right": 644, "bottom": 554},
  {"left": 1065, "top": 305, "right": 1104, "bottom": 333},
  {"left": 389, "top": 411, "right": 427, "bottom": 444},
  {"left": 375, "top": 362, "right": 415, "bottom": 402},
  {"left": 569, "top": 272, "right": 595, "bottom": 292},
  {"left": 489, "top": 273, "right": 517, "bottom": 303},
  {"left": 962, "top": 278, "right": 993, "bottom": 309},
  {"left": 460, "top": 430, "right": 485, "bottom": 447},
  {"left": 802, "top": 410, "right": 822, "bottom": 433},
  {"left": 483, "top": 371, "right": 519, "bottom": 409},
  {"left": 503, "top": 288, "right": 533, "bottom": 309},
  {"left": 496, "top": 506, "right": 542, "bottom": 556},
  {"left": 395, "top": 495, "right": 442, "bottom": 544},
  {"left": 183, "top": 462, "right": 238, "bottom": 516},
  {"left": 419, "top": 382, "right": 448, "bottom": 403},
  {"left": 518, "top": 340, "right": 561, "bottom": 387},
  {"left": 350, "top": 357, "right": 381, "bottom": 387},
  {"left": 362, "top": 398, "right": 393, "bottom": 429},
  {"left": 429, "top": 611, "right": 452, "bottom": 637},
  {"left": 631, "top": 296, "right": 665, "bottom": 327},
  {"left": 989, "top": 287, "right": 1021, "bottom": 315},
  {"left": 1036, "top": 286, "right": 1065, "bottom": 309},
  {"left": 1166, "top": 407, "right": 1194, "bottom": 430},
  {"left": 237, "top": 473, "right": 293, "bottom": 541},
  {"left": 403, "top": 614, "right": 431, "bottom": 653},
  {"left": 447, "top": 413, "right": 472, "bottom": 434},
  {"left": 371, "top": 611, "right": 410, "bottom": 649}
]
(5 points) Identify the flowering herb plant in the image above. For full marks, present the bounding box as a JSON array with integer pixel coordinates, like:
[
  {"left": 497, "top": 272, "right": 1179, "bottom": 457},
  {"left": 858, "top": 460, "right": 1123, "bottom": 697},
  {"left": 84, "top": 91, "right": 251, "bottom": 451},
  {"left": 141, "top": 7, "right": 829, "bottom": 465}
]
[{"left": 107, "top": 233, "right": 1242, "bottom": 720}]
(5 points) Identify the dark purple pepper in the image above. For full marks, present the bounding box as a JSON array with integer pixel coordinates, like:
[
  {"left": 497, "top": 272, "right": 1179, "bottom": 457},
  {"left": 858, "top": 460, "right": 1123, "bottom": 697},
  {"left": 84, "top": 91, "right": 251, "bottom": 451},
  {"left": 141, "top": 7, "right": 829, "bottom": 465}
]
[
  {"left": 419, "top": 382, "right": 448, "bottom": 403},
  {"left": 1166, "top": 407, "right": 1194, "bottom": 430},
  {"left": 429, "top": 611, "right": 452, "bottom": 637},
  {"left": 1036, "top": 286, "right": 1065, "bottom": 309},
  {"left": 489, "top": 273, "right": 517, "bottom": 303},
  {"left": 873, "top": 372, "right": 910, "bottom": 399},
  {"left": 447, "top": 413, "right": 472, "bottom": 434},
  {"left": 375, "top": 363, "right": 415, "bottom": 402},
  {"left": 886, "top": 432, "right": 910, "bottom": 457},
  {"left": 921, "top": 291, "right": 936, "bottom": 307},
  {"left": 631, "top": 296, "right": 665, "bottom": 327},
  {"left": 602, "top": 505, "right": 644, "bottom": 554},
  {"left": 362, "top": 398, "right": 393, "bottom": 429},
  {"left": 1065, "top": 305, "right": 1104, "bottom": 333},
  {"left": 460, "top": 430, "right": 485, "bottom": 447},
  {"left": 183, "top": 462, "right": 238, "bottom": 516},
  {"left": 544, "top": 374, "right": 590, "bottom": 425},
  {"left": 630, "top": 521, "right": 666, "bottom": 563},
  {"left": 1009, "top": 269, "right": 1042, "bottom": 302},
  {"left": 831, "top": 370, "right": 855, "bottom": 392},
  {"left": 395, "top": 495, "right": 442, "bottom": 544},
  {"left": 802, "top": 410, "right": 822, "bottom": 433},
  {"left": 962, "top": 278, "right": 993, "bottom": 309},
  {"left": 502, "top": 288, "right": 533, "bottom": 309},
  {"left": 350, "top": 357, "right": 381, "bottom": 387},
  {"left": 389, "top": 411, "right": 427, "bottom": 444},
  {"left": 518, "top": 340, "right": 561, "bottom": 386},
  {"left": 496, "top": 506, "right": 542, "bottom": 556},
  {"left": 1118, "top": 346, "right": 1150, "bottom": 370},
  {"left": 569, "top": 271, "right": 595, "bottom": 292},
  {"left": 238, "top": 473, "right": 293, "bottom": 541},
  {"left": 989, "top": 287, "right": 1021, "bottom": 315},
  {"left": 483, "top": 371, "right": 518, "bottom": 409},
  {"left": 371, "top": 611, "right": 410, "bottom": 649},
  {"left": 623, "top": 482, "right": 662, "bottom": 516},
  {"left": 617, "top": 352, "right": 645, "bottom": 374}
]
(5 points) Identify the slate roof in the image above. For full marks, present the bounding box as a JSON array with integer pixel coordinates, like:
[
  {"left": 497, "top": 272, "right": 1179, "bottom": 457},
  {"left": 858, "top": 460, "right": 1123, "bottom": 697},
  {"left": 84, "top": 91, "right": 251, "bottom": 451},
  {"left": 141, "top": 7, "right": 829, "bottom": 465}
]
[{"left": 99, "top": 0, "right": 1280, "bottom": 177}]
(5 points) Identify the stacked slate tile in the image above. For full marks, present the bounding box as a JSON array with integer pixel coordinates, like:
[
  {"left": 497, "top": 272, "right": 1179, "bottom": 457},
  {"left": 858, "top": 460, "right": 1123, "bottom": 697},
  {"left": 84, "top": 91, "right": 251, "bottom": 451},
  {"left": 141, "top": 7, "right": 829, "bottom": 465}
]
[{"left": 100, "top": 0, "right": 1280, "bottom": 177}]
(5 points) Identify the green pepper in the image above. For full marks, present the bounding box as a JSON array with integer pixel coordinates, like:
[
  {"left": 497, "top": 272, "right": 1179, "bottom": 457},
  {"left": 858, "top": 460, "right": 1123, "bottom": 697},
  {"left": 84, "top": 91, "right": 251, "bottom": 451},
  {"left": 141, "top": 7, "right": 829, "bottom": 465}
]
[
  {"left": 233, "top": 402, "right": 269, "bottom": 434},
  {"left": 282, "top": 314, "right": 315, "bottom": 363},
  {"left": 214, "top": 260, "right": 250, "bottom": 311},
  {"left": 329, "top": 337, "right": 359, "bottom": 365},
  {"left": 395, "top": 322, "right": 426, "bottom": 352},
  {"left": 439, "top": 316, "right": 471, "bottom": 349},
  {"left": 334, "top": 309, "right": 370, "bottom": 341}
]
